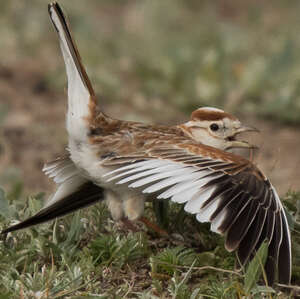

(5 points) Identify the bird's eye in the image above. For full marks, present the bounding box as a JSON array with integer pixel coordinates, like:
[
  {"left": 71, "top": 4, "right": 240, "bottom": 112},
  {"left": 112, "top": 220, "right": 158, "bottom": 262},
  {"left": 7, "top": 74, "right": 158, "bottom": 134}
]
[{"left": 210, "top": 123, "right": 219, "bottom": 131}]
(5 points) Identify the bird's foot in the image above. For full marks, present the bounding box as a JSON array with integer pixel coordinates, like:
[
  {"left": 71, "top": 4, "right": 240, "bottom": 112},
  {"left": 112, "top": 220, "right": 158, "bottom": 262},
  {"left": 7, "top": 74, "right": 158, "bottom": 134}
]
[
  {"left": 120, "top": 217, "right": 168, "bottom": 236},
  {"left": 120, "top": 218, "right": 140, "bottom": 233},
  {"left": 139, "top": 216, "right": 168, "bottom": 236}
]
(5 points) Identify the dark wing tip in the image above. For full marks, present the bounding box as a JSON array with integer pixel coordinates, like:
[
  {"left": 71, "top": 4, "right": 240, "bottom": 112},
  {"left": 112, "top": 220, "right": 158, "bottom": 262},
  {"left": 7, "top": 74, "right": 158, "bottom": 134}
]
[
  {"left": 212, "top": 172, "right": 291, "bottom": 285},
  {"left": 103, "top": 146, "right": 292, "bottom": 285}
]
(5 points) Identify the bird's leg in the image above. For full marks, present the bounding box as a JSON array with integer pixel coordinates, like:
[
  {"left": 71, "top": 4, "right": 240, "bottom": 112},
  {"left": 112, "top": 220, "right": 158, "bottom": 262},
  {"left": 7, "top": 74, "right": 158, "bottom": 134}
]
[
  {"left": 120, "top": 218, "right": 139, "bottom": 232},
  {"left": 139, "top": 216, "right": 168, "bottom": 236},
  {"left": 124, "top": 196, "right": 168, "bottom": 236},
  {"left": 106, "top": 190, "right": 124, "bottom": 221},
  {"left": 120, "top": 217, "right": 168, "bottom": 236}
]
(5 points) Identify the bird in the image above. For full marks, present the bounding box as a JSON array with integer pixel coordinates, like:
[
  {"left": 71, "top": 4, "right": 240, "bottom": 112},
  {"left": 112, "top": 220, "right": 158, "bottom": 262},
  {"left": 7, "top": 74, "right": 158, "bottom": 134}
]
[{"left": 2, "top": 2, "right": 291, "bottom": 285}]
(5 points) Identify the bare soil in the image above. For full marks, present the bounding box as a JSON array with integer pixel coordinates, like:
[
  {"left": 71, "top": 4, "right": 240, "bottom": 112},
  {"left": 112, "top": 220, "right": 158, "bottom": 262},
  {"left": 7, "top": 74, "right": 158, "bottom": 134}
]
[{"left": 1, "top": 60, "right": 300, "bottom": 197}]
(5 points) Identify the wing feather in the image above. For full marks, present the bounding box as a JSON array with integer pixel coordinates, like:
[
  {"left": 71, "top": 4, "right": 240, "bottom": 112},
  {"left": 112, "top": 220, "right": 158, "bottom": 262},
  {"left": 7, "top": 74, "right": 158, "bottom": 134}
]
[
  {"left": 217, "top": 192, "right": 251, "bottom": 236},
  {"left": 184, "top": 186, "right": 216, "bottom": 215},
  {"left": 104, "top": 145, "right": 291, "bottom": 284},
  {"left": 129, "top": 166, "right": 195, "bottom": 189},
  {"left": 126, "top": 166, "right": 189, "bottom": 187},
  {"left": 146, "top": 171, "right": 219, "bottom": 195},
  {"left": 263, "top": 212, "right": 283, "bottom": 285},
  {"left": 3, "top": 153, "right": 104, "bottom": 234},
  {"left": 156, "top": 171, "right": 215, "bottom": 199},
  {"left": 225, "top": 198, "right": 260, "bottom": 251},
  {"left": 43, "top": 155, "right": 77, "bottom": 182},
  {"left": 236, "top": 207, "right": 268, "bottom": 261},
  {"left": 171, "top": 186, "right": 200, "bottom": 204},
  {"left": 278, "top": 210, "right": 292, "bottom": 284}
]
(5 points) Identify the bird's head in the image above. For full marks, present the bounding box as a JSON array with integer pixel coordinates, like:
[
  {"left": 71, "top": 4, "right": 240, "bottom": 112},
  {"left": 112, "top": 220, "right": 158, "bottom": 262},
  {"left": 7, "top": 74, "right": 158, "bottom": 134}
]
[{"left": 180, "top": 107, "right": 259, "bottom": 150}]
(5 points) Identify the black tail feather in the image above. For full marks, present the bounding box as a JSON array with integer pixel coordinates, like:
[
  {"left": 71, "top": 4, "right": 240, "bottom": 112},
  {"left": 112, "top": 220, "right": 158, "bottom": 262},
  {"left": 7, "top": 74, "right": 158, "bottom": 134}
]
[{"left": 2, "top": 182, "right": 104, "bottom": 234}]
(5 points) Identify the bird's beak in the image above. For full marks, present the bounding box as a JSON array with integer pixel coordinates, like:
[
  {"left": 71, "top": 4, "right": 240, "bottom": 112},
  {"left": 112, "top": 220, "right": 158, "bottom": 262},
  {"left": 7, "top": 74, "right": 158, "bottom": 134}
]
[
  {"left": 235, "top": 125, "right": 260, "bottom": 134},
  {"left": 225, "top": 125, "right": 260, "bottom": 150},
  {"left": 225, "top": 140, "right": 258, "bottom": 150}
]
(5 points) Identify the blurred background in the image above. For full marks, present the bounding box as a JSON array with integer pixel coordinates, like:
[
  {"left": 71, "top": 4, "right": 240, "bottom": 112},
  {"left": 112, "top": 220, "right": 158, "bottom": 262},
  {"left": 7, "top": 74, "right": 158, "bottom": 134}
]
[{"left": 1, "top": 0, "right": 300, "bottom": 196}]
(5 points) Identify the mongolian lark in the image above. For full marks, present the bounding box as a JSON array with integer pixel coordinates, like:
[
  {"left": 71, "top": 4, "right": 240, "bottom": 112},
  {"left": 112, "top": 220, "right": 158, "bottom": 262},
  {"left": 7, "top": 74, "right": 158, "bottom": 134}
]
[{"left": 2, "top": 2, "right": 291, "bottom": 285}]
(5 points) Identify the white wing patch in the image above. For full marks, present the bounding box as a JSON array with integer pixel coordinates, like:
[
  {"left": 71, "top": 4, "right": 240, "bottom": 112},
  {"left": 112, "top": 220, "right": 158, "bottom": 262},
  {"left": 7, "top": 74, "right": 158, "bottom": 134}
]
[
  {"left": 45, "top": 163, "right": 78, "bottom": 184},
  {"left": 155, "top": 171, "right": 214, "bottom": 198},
  {"left": 104, "top": 160, "right": 170, "bottom": 179},
  {"left": 210, "top": 211, "right": 227, "bottom": 233},
  {"left": 171, "top": 186, "right": 200, "bottom": 203},
  {"left": 103, "top": 156, "right": 292, "bottom": 282},
  {"left": 137, "top": 170, "right": 197, "bottom": 190},
  {"left": 194, "top": 194, "right": 219, "bottom": 221},
  {"left": 43, "top": 156, "right": 80, "bottom": 184},
  {"left": 104, "top": 159, "right": 228, "bottom": 234},
  {"left": 43, "top": 155, "right": 88, "bottom": 208}
]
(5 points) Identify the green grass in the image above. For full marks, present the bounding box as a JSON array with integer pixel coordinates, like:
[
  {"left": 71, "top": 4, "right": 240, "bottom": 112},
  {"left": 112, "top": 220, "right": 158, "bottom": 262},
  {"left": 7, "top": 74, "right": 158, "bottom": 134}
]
[
  {"left": 0, "top": 185, "right": 299, "bottom": 298},
  {"left": 1, "top": 0, "right": 300, "bottom": 297}
]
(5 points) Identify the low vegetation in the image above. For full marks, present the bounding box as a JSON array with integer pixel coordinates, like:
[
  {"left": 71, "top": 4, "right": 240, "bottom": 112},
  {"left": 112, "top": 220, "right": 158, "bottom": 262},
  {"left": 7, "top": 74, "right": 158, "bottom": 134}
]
[
  {"left": 0, "top": 183, "right": 299, "bottom": 298},
  {"left": 1, "top": 0, "right": 300, "bottom": 297}
]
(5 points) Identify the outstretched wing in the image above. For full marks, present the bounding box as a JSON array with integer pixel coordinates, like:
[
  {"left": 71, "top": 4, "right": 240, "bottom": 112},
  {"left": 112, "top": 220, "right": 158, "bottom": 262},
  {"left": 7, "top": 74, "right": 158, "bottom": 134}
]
[
  {"left": 43, "top": 153, "right": 80, "bottom": 184},
  {"left": 103, "top": 144, "right": 291, "bottom": 285}
]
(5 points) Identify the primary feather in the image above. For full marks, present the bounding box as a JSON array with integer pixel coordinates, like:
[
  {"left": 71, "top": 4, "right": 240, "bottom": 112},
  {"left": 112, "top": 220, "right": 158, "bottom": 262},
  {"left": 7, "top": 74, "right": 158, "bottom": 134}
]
[{"left": 1, "top": 2, "right": 292, "bottom": 286}]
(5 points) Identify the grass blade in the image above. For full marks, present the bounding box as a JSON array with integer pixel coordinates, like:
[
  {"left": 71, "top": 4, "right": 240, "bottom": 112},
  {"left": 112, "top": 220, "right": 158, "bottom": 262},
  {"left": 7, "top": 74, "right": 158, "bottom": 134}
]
[{"left": 244, "top": 239, "right": 268, "bottom": 294}]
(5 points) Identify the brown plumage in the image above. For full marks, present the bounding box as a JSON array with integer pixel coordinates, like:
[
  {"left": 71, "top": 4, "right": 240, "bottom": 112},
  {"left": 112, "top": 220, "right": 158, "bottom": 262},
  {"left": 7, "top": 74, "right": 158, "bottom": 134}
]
[{"left": 1, "top": 2, "right": 291, "bottom": 285}]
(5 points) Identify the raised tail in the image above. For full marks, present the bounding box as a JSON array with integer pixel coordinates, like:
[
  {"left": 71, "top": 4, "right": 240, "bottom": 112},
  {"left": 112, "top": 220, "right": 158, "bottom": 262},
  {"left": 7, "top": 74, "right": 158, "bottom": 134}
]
[
  {"left": 48, "top": 2, "right": 101, "bottom": 141},
  {"left": 2, "top": 154, "right": 105, "bottom": 234}
]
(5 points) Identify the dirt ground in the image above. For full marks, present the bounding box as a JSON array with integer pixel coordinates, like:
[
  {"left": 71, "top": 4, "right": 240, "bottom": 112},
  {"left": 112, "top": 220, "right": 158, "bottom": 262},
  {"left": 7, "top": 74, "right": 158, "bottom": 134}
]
[{"left": 1, "top": 60, "right": 300, "bottom": 198}]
